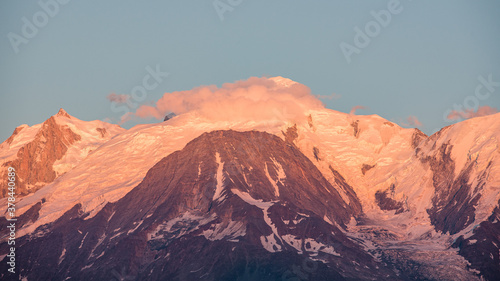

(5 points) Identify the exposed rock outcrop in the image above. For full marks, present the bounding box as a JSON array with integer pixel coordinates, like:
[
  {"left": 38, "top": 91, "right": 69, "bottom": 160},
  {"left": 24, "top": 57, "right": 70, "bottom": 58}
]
[{"left": 1, "top": 116, "right": 81, "bottom": 197}]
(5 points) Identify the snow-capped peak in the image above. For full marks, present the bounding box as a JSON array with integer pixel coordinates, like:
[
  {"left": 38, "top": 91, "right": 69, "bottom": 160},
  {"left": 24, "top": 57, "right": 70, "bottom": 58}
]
[
  {"left": 0, "top": 109, "right": 124, "bottom": 201},
  {"left": 56, "top": 108, "right": 71, "bottom": 118}
]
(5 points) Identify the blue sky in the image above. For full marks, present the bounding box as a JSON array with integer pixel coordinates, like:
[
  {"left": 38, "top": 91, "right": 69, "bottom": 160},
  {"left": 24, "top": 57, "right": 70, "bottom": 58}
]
[{"left": 1, "top": 0, "right": 499, "bottom": 141}]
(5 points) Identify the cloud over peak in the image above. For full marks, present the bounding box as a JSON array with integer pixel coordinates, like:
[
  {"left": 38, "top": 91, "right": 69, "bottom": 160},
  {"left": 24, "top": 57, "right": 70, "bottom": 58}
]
[
  {"left": 132, "top": 76, "right": 324, "bottom": 123},
  {"left": 350, "top": 105, "right": 367, "bottom": 115},
  {"left": 447, "top": 105, "right": 499, "bottom": 121},
  {"left": 407, "top": 115, "right": 422, "bottom": 127}
]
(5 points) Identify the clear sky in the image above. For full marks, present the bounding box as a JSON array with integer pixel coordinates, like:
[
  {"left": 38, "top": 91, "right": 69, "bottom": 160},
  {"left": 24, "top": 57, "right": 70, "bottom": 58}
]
[{"left": 1, "top": 0, "right": 499, "bottom": 142}]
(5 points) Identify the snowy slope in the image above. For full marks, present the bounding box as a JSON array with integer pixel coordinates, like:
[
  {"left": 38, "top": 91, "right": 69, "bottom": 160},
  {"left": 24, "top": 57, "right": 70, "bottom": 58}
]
[
  {"left": 292, "top": 109, "right": 419, "bottom": 211},
  {"left": 50, "top": 109, "right": 125, "bottom": 176},
  {"left": 421, "top": 113, "right": 500, "bottom": 232},
  {"left": 350, "top": 112, "right": 500, "bottom": 238},
  {"left": 0, "top": 124, "right": 42, "bottom": 161},
  {"left": 334, "top": 113, "right": 500, "bottom": 280}
]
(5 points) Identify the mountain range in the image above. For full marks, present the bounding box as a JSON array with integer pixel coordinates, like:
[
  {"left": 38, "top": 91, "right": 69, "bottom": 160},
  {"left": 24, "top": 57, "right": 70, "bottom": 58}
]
[{"left": 1, "top": 78, "right": 499, "bottom": 281}]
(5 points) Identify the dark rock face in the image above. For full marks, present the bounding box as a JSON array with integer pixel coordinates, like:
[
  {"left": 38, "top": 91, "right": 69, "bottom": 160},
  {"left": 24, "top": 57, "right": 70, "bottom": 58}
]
[
  {"left": 420, "top": 143, "right": 484, "bottom": 234},
  {"left": 0, "top": 116, "right": 81, "bottom": 198},
  {"left": 0, "top": 130, "right": 400, "bottom": 281},
  {"left": 453, "top": 199, "right": 500, "bottom": 281},
  {"left": 328, "top": 166, "right": 363, "bottom": 216},
  {"left": 361, "top": 163, "right": 375, "bottom": 175},
  {"left": 427, "top": 162, "right": 481, "bottom": 235},
  {"left": 313, "top": 146, "right": 321, "bottom": 161},
  {"left": 351, "top": 120, "right": 360, "bottom": 138},
  {"left": 420, "top": 143, "right": 456, "bottom": 196},
  {"left": 95, "top": 127, "right": 107, "bottom": 138},
  {"left": 307, "top": 114, "right": 314, "bottom": 129},
  {"left": 163, "top": 113, "right": 176, "bottom": 121},
  {"left": 411, "top": 129, "right": 427, "bottom": 149},
  {"left": 0, "top": 202, "right": 42, "bottom": 237},
  {"left": 282, "top": 124, "right": 298, "bottom": 144},
  {"left": 375, "top": 188, "right": 405, "bottom": 214}
]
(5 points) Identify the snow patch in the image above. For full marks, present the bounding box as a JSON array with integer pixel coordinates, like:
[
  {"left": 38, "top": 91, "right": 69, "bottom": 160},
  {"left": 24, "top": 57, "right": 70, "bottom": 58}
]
[
  {"left": 264, "top": 163, "right": 280, "bottom": 197},
  {"left": 271, "top": 157, "right": 286, "bottom": 182},
  {"left": 231, "top": 189, "right": 283, "bottom": 252},
  {"left": 264, "top": 157, "right": 286, "bottom": 197},
  {"left": 58, "top": 248, "right": 66, "bottom": 265},
  {"left": 202, "top": 220, "right": 246, "bottom": 241},
  {"left": 89, "top": 233, "right": 106, "bottom": 258},
  {"left": 127, "top": 220, "right": 143, "bottom": 235},
  {"left": 79, "top": 232, "right": 88, "bottom": 249},
  {"left": 231, "top": 189, "right": 274, "bottom": 209},
  {"left": 148, "top": 212, "right": 215, "bottom": 241},
  {"left": 260, "top": 235, "right": 282, "bottom": 252},
  {"left": 81, "top": 264, "right": 93, "bottom": 271},
  {"left": 281, "top": 234, "right": 341, "bottom": 257},
  {"left": 323, "top": 215, "right": 334, "bottom": 225},
  {"left": 213, "top": 152, "right": 226, "bottom": 202},
  {"left": 109, "top": 232, "right": 124, "bottom": 240}
]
